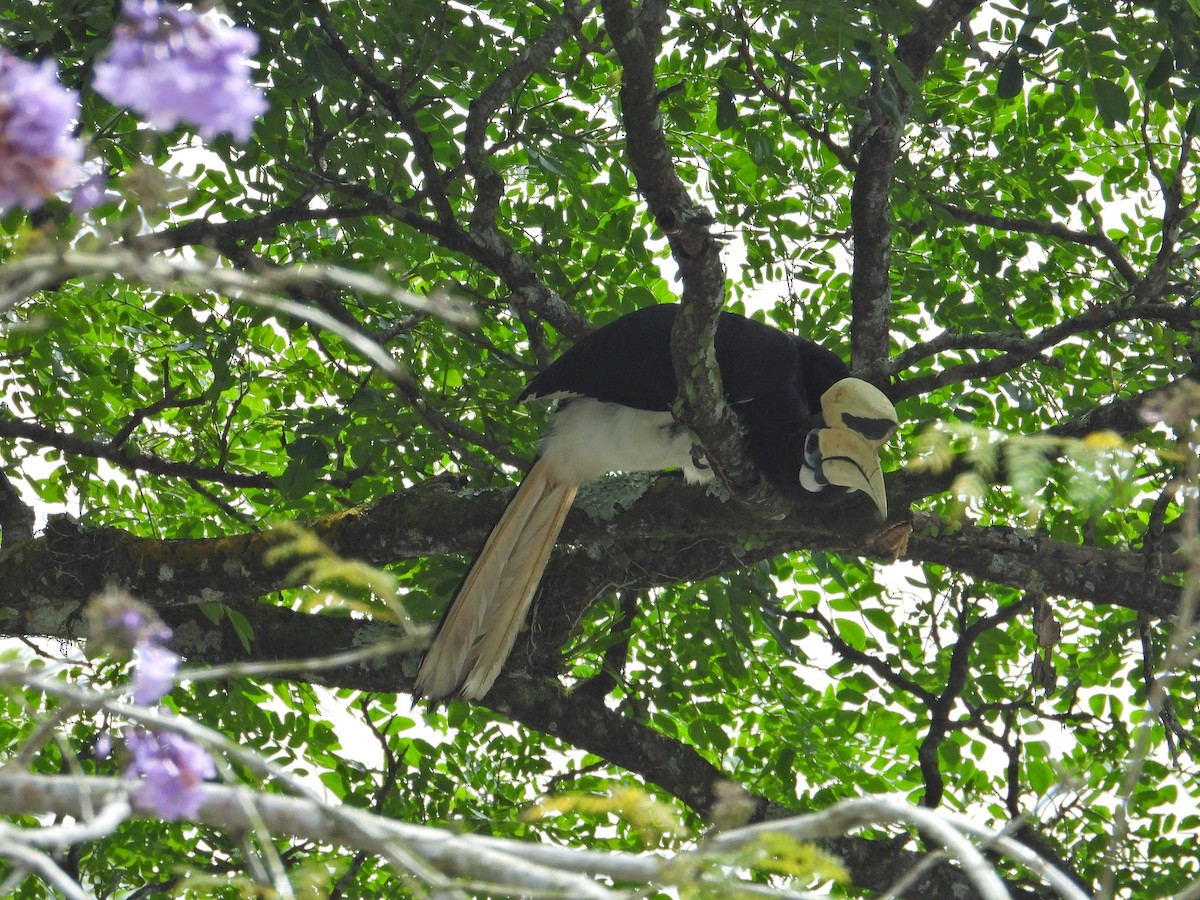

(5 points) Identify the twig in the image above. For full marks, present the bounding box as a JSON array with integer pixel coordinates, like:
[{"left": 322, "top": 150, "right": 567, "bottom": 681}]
[
  {"left": 0, "top": 416, "right": 274, "bottom": 490},
  {"left": 0, "top": 835, "right": 90, "bottom": 900},
  {"left": 0, "top": 773, "right": 1092, "bottom": 899},
  {"left": 0, "top": 247, "right": 476, "bottom": 370},
  {"left": 930, "top": 199, "right": 1139, "bottom": 286}
]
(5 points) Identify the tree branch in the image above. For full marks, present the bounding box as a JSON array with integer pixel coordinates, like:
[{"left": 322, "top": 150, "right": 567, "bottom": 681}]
[
  {"left": 125, "top": 200, "right": 372, "bottom": 255},
  {"left": 906, "top": 513, "right": 1179, "bottom": 618},
  {"left": 314, "top": 170, "right": 590, "bottom": 339},
  {"left": 889, "top": 304, "right": 1200, "bottom": 398},
  {"left": 792, "top": 605, "right": 938, "bottom": 705},
  {"left": 930, "top": 199, "right": 1140, "bottom": 286},
  {"left": 0, "top": 469, "right": 1183, "bottom": 670},
  {"left": 0, "top": 772, "right": 1070, "bottom": 900},
  {"left": 0, "top": 417, "right": 275, "bottom": 490},
  {"left": 461, "top": 0, "right": 594, "bottom": 335},
  {"left": 849, "top": 0, "right": 987, "bottom": 371},
  {"left": 156, "top": 605, "right": 1068, "bottom": 899},
  {"left": 308, "top": 0, "right": 460, "bottom": 229},
  {"left": 886, "top": 302, "right": 1200, "bottom": 382},
  {"left": 918, "top": 594, "right": 1035, "bottom": 808},
  {"left": 601, "top": 0, "right": 777, "bottom": 507},
  {"left": 733, "top": 24, "right": 856, "bottom": 171}
]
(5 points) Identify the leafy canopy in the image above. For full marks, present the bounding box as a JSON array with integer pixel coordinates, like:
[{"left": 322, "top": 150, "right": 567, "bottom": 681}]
[{"left": 2, "top": 0, "right": 1200, "bottom": 897}]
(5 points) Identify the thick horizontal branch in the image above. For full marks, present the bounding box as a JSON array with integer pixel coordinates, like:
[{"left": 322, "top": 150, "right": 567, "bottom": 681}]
[
  {"left": 0, "top": 467, "right": 1181, "bottom": 655},
  {"left": 907, "top": 513, "right": 1179, "bottom": 618}
]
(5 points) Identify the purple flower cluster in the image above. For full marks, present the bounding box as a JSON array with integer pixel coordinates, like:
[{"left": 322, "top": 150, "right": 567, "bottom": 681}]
[
  {"left": 87, "top": 590, "right": 172, "bottom": 656},
  {"left": 94, "top": 0, "right": 268, "bottom": 142},
  {"left": 86, "top": 591, "right": 215, "bottom": 821},
  {"left": 0, "top": 55, "right": 83, "bottom": 212},
  {"left": 85, "top": 590, "right": 181, "bottom": 707},
  {"left": 0, "top": 0, "right": 266, "bottom": 213},
  {"left": 132, "top": 641, "right": 181, "bottom": 706},
  {"left": 126, "top": 728, "right": 216, "bottom": 820}
]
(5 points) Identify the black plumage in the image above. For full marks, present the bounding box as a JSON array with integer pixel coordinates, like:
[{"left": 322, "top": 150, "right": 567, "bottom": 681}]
[{"left": 520, "top": 304, "right": 850, "bottom": 499}]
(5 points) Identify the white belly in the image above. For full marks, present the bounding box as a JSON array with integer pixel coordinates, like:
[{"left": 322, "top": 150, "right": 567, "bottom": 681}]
[{"left": 538, "top": 399, "right": 713, "bottom": 485}]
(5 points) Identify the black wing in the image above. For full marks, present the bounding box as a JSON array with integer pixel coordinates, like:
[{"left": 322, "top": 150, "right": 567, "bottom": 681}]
[
  {"left": 519, "top": 303, "right": 851, "bottom": 498},
  {"left": 520, "top": 304, "right": 844, "bottom": 409}
]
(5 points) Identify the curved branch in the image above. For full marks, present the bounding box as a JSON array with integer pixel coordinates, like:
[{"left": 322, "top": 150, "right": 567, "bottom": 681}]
[
  {"left": 795, "top": 604, "right": 938, "bottom": 704},
  {"left": 309, "top": 0, "right": 459, "bottom": 228},
  {"left": 930, "top": 200, "right": 1139, "bottom": 286},
  {"left": 284, "top": 1, "right": 595, "bottom": 342},
  {"left": 0, "top": 772, "right": 1066, "bottom": 900},
  {"left": 462, "top": 1, "right": 594, "bottom": 335},
  {"left": 919, "top": 595, "right": 1035, "bottom": 809},
  {"left": 731, "top": 11, "right": 855, "bottom": 171},
  {"left": 886, "top": 302, "right": 1200, "bottom": 384},
  {"left": 126, "top": 201, "right": 373, "bottom": 255},
  {"left": 465, "top": 0, "right": 594, "bottom": 225}
]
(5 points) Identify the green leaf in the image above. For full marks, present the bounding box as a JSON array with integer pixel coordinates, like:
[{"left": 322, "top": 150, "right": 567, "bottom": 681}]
[
  {"left": 198, "top": 602, "right": 224, "bottom": 626},
  {"left": 716, "top": 87, "right": 739, "bottom": 131},
  {"left": 996, "top": 56, "right": 1024, "bottom": 100},
  {"left": 1092, "top": 77, "right": 1130, "bottom": 126},
  {"left": 224, "top": 607, "right": 255, "bottom": 654},
  {"left": 834, "top": 618, "right": 868, "bottom": 651},
  {"left": 1146, "top": 47, "right": 1174, "bottom": 91}
]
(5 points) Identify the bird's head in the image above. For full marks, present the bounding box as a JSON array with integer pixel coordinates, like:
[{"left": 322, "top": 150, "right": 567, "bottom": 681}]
[{"left": 798, "top": 378, "right": 899, "bottom": 517}]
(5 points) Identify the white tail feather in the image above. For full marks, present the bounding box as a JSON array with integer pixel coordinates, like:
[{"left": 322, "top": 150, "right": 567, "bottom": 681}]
[{"left": 414, "top": 459, "right": 577, "bottom": 700}]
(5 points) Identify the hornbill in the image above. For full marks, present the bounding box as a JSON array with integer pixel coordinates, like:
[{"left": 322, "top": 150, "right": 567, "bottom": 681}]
[{"left": 414, "top": 304, "right": 899, "bottom": 700}]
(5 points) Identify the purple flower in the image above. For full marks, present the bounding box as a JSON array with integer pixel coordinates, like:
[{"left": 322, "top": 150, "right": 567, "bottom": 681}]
[
  {"left": 70, "top": 169, "right": 115, "bottom": 213},
  {"left": 86, "top": 591, "right": 173, "bottom": 655},
  {"left": 0, "top": 52, "right": 84, "bottom": 212},
  {"left": 132, "top": 642, "right": 180, "bottom": 705},
  {"left": 94, "top": 0, "right": 268, "bottom": 142},
  {"left": 125, "top": 728, "right": 215, "bottom": 820}
]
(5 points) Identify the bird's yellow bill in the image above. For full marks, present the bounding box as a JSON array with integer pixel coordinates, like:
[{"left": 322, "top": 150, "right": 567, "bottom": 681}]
[{"left": 818, "top": 427, "right": 889, "bottom": 518}]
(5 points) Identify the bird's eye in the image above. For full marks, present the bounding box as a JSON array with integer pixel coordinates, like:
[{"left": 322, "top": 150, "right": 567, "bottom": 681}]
[{"left": 803, "top": 430, "right": 822, "bottom": 467}]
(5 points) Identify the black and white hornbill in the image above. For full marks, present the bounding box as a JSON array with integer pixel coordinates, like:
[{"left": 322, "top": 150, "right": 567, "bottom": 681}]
[{"left": 414, "top": 303, "right": 899, "bottom": 700}]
